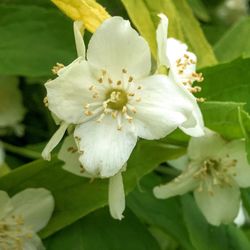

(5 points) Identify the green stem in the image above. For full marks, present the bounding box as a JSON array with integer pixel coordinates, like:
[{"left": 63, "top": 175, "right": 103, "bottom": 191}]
[{"left": 2, "top": 142, "right": 41, "bottom": 159}]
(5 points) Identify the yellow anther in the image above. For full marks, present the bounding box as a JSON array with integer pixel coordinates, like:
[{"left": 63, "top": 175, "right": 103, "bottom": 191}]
[
  {"left": 128, "top": 76, "right": 133, "bottom": 82},
  {"left": 52, "top": 63, "right": 64, "bottom": 75}
]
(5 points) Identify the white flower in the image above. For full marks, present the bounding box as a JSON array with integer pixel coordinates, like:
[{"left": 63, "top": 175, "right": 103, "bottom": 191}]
[
  {"left": 0, "top": 76, "right": 26, "bottom": 136},
  {"left": 43, "top": 16, "right": 196, "bottom": 178},
  {"left": 156, "top": 14, "right": 205, "bottom": 137},
  {"left": 0, "top": 188, "right": 54, "bottom": 249},
  {"left": 154, "top": 129, "right": 250, "bottom": 226}
]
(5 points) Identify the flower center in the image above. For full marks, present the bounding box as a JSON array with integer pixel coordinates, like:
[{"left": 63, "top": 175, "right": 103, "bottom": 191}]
[
  {"left": 83, "top": 68, "right": 143, "bottom": 130},
  {"left": 193, "top": 157, "right": 237, "bottom": 195},
  {"left": 175, "top": 53, "right": 205, "bottom": 103},
  {"left": 105, "top": 89, "right": 128, "bottom": 111},
  {"left": 0, "top": 215, "right": 32, "bottom": 249}
]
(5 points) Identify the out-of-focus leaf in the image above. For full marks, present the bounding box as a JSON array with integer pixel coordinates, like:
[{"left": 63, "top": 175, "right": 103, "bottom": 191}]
[
  {"left": 200, "top": 101, "right": 245, "bottom": 140},
  {"left": 202, "top": 23, "right": 228, "bottom": 45},
  {"left": 128, "top": 173, "right": 250, "bottom": 250},
  {"left": 121, "top": 0, "right": 217, "bottom": 67},
  {"left": 127, "top": 174, "right": 194, "bottom": 250},
  {"left": 188, "top": 0, "right": 211, "bottom": 22},
  {"left": 99, "top": 0, "right": 128, "bottom": 17},
  {"left": 200, "top": 58, "right": 250, "bottom": 112},
  {"left": 0, "top": 0, "right": 53, "bottom": 7},
  {"left": 181, "top": 195, "right": 250, "bottom": 250},
  {"left": 0, "top": 140, "right": 185, "bottom": 238},
  {"left": 44, "top": 208, "right": 160, "bottom": 250},
  {"left": 198, "top": 58, "right": 250, "bottom": 160},
  {"left": 0, "top": 4, "right": 75, "bottom": 77},
  {"left": 214, "top": 17, "right": 250, "bottom": 63}
]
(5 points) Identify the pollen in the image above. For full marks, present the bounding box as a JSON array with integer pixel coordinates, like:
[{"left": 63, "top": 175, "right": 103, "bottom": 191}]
[
  {"left": 52, "top": 63, "right": 65, "bottom": 75},
  {"left": 193, "top": 157, "right": 237, "bottom": 194},
  {"left": 83, "top": 69, "right": 143, "bottom": 130},
  {"left": 0, "top": 215, "right": 29, "bottom": 249}
]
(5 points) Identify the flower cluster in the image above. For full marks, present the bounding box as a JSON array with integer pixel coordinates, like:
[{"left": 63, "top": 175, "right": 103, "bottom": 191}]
[{"left": 42, "top": 14, "right": 205, "bottom": 220}]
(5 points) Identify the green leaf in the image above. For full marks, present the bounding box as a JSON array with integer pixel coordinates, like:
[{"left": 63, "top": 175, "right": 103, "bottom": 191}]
[
  {"left": 0, "top": 140, "right": 185, "bottom": 238},
  {"left": 214, "top": 17, "right": 250, "bottom": 63},
  {"left": 0, "top": 4, "right": 75, "bottom": 77},
  {"left": 0, "top": 0, "right": 53, "bottom": 7},
  {"left": 127, "top": 174, "right": 194, "bottom": 250},
  {"left": 121, "top": 0, "right": 217, "bottom": 67},
  {"left": 200, "top": 58, "right": 250, "bottom": 112},
  {"left": 226, "top": 225, "right": 250, "bottom": 250},
  {"left": 200, "top": 101, "right": 245, "bottom": 140},
  {"left": 45, "top": 208, "right": 160, "bottom": 250},
  {"left": 187, "top": 0, "right": 211, "bottom": 22},
  {"left": 181, "top": 195, "right": 250, "bottom": 250},
  {"left": 198, "top": 58, "right": 250, "bottom": 161}
]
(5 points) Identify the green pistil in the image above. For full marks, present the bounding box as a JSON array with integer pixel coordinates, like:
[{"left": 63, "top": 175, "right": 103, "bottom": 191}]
[{"left": 106, "top": 89, "right": 128, "bottom": 111}]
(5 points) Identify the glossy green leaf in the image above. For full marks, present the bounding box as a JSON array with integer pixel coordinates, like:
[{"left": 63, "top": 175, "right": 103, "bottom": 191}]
[
  {"left": 45, "top": 208, "right": 160, "bottom": 250},
  {"left": 181, "top": 195, "right": 250, "bottom": 250},
  {"left": 214, "top": 17, "right": 250, "bottom": 63},
  {"left": 127, "top": 174, "right": 194, "bottom": 250},
  {"left": 121, "top": 0, "right": 217, "bottom": 67},
  {"left": 200, "top": 58, "right": 250, "bottom": 112},
  {"left": 200, "top": 101, "right": 245, "bottom": 140},
  {"left": 199, "top": 58, "right": 250, "bottom": 161},
  {"left": 188, "top": 0, "right": 211, "bottom": 22},
  {"left": 0, "top": 140, "right": 185, "bottom": 238},
  {"left": 0, "top": 4, "right": 75, "bottom": 77}
]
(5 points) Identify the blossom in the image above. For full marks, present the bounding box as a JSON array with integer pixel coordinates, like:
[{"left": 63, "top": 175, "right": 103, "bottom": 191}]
[
  {"left": 0, "top": 76, "right": 26, "bottom": 136},
  {"left": 156, "top": 14, "right": 204, "bottom": 137},
  {"left": 154, "top": 129, "right": 250, "bottom": 226},
  {"left": 43, "top": 16, "right": 196, "bottom": 177},
  {"left": 0, "top": 188, "right": 54, "bottom": 249}
]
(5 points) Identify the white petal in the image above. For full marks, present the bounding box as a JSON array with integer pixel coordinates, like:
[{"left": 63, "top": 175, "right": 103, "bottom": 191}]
[
  {"left": 218, "top": 140, "right": 250, "bottom": 188},
  {"left": 168, "top": 154, "right": 189, "bottom": 171},
  {"left": 0, "top": 190, "right": 12, "bottom": 219},
  {"left": 74, "top": 116, "right": 137, "bottom": 178},
  {"left": 132, "top": 75, "right": 193, "bottom": 140},
  {"left": 9, "top": 188, "right": 55, "bottom": 232},
  {"left": 194, "top": 182, "right": 240, "bottom": 226},
  {"left": 178, "top": 90, "right": 204, "bottom": 137},
  {"left": 73, "top": 21, "right": 86, "bottom": 57},
  {"left": 87, "top": 16, "right": 151, "bottom": 81},
  {"left": 234, "top": 202, "right": 246, "bottom": 227},
  {"left": 154, "top": 163, "right": 199, "bottom": 199},
  {"left": 109, "top": 171, "right": 125, "bottom": 220},
  {"left": 188, "top": 128, "right": 226, "bottom": 161},
  {"left": 0, "top": 76, "right": 26, "bottom": 128},
  {"left": 45, "top": 58, "right": 100, "bottom": 124},
  {"left": 58, "top": 135, "right": 93, "bottom": 178},
  {"left": 167, "top": 38, "right": 190, "bottom": 68},
  {"left": 42, "top": 121, "right": 69, "bottom": 161},
  {"left": 23, "top": 233, "right": 45, "bottom": 250},
  {"left": 156, "top": 13, "right": 169, "bottom": 67}
]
